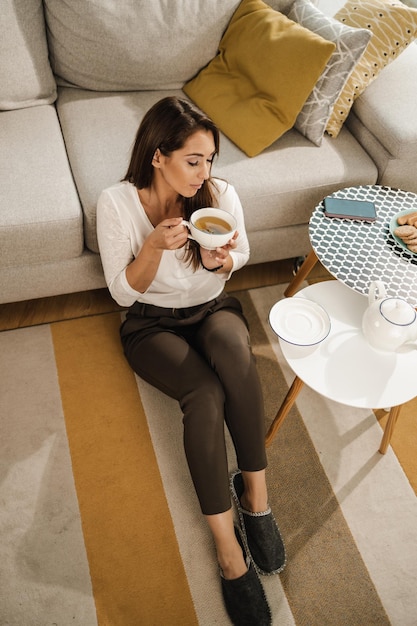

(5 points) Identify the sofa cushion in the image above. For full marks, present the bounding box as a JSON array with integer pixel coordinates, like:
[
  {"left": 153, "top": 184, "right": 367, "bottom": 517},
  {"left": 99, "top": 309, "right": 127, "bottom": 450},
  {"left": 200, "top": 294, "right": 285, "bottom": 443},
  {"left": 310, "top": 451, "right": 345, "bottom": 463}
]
[
  {"left": 183, "top": 0, "right": 335, "bottom": 156},
  {"left": 0, "top": 0, "right": 56, "bottom": 110},
  {"left": 44, "top": 0, "right": 292, "bottom": 91},
  {"left": 55, "top": 88, "right": 151, "bottom": 254},
  {"left": 56, "top": 88, "right": 377, "bottom": 255},
  {"left": 0, "top": 106, "right": 83, "bottom": 269},
  {"left": 326, "top": 0, "right": 417, "bottom": 138},
  {"left": 287, "top": 0, "right": 371, "bottom": 146}
]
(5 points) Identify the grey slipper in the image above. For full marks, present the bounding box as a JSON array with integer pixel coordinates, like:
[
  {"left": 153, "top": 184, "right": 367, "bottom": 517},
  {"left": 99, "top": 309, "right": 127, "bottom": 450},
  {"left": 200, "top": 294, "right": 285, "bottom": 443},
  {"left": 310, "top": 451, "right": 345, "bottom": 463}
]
[
  {"left": 230, "top": 469, "right": 286, "bottom": 576},
  {"left": 220, "top": 526, "right": 272, "bottom": 626}
]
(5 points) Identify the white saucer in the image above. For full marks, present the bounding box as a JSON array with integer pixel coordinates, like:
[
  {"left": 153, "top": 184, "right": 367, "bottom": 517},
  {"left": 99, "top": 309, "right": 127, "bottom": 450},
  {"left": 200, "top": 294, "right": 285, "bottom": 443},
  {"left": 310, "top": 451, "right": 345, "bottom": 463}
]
[{"left": 269, "top": 297, "right": 331, "bottom": 346}]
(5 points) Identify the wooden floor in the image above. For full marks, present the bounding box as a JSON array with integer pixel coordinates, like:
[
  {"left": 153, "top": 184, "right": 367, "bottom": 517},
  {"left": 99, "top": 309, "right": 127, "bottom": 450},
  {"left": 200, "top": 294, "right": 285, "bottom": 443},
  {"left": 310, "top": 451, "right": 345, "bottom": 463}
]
[{"left": 0, "top": 258, "right": 332, "bottom": 331}]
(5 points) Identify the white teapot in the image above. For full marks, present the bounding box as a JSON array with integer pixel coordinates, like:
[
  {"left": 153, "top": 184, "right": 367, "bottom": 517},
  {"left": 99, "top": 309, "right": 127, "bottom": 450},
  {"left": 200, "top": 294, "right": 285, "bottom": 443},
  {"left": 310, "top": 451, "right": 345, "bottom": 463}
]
[{"left": 362, "top": 280, "right": 417, "bottom": 352}]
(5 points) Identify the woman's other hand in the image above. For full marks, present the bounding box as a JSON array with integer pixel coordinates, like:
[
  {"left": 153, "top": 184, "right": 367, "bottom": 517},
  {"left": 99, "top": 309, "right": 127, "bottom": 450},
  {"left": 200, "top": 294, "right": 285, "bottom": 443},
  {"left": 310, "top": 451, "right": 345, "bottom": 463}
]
[{"left": 200, "top": 231, "right": 238, "bottom": 272}]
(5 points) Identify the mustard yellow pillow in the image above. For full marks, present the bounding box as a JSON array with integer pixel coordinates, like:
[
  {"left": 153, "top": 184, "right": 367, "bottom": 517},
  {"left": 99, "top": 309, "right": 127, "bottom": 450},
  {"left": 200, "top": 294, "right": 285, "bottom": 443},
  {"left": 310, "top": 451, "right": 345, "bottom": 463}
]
[
  {"left": 183, "top": 0, "right": 335, "bottom": 156},
  {"left": 326, "top": 0, "right": 417, "bottom": 138}
]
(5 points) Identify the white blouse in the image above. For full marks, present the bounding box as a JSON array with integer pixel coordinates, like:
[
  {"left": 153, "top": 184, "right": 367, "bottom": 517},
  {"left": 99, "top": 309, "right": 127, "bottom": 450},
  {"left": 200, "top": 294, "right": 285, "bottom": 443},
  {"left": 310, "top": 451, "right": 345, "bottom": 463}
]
[{"left": 96, "top": 178, "right": 250, "bottom": 308}]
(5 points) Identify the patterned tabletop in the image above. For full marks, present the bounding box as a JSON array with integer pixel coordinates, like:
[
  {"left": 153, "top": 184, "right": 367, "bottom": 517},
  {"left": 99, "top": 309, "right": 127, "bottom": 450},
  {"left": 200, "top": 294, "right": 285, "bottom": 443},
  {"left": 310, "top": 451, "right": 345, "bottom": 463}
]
[{"left": 309, "top": 185, "right": 417, "bottom": 307}]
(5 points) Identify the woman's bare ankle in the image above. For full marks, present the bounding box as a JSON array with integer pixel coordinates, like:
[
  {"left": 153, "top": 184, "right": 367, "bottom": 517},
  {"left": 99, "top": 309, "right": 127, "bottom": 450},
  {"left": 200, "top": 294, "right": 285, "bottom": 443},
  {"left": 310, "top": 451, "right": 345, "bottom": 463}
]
[
  {"left": 218, "top": 540, "right": 248, "bottom": 580},
  {"left": 241, "top": 470, "right": 268, "bottom": 513},
  {"left": 205, "top": 508, "right": 248, "bottom": 579},
  {"left": 241, "top": 492, "right": 268, "bottom": 513}
]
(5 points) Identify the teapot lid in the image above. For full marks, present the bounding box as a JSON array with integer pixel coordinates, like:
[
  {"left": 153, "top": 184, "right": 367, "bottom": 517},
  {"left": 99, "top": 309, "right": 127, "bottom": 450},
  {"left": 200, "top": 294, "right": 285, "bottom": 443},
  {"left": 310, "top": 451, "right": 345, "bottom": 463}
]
[{"left": 380, "top": 298, "right": 416, "bottom": 326}]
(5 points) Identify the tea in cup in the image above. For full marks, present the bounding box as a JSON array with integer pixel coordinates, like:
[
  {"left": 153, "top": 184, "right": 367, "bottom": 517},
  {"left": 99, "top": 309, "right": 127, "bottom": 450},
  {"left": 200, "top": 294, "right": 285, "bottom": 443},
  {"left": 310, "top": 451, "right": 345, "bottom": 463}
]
[{"left": 182, "top": 208, "right": 236, "bottom": 250}]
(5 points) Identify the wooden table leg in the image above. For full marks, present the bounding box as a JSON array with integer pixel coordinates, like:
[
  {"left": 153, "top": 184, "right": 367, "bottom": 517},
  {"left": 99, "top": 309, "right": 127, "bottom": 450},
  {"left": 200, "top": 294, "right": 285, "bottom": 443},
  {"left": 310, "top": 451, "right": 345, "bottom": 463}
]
[
  {"left": 379, "top": 404, "right": 402, "bottom": 454},
  {"left": 284, "top": 250, "right": 319, "bottom": 297},
  {"left": 265, "top": 376, "right": 304, "bottom": 447}
]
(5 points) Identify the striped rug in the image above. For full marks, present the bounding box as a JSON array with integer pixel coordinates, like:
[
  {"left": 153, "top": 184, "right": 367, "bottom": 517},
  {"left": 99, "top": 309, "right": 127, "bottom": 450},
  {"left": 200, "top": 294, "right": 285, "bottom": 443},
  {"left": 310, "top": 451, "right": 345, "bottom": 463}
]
[{"left": 1, "top": 283, "right": 416, "bottom": 626}]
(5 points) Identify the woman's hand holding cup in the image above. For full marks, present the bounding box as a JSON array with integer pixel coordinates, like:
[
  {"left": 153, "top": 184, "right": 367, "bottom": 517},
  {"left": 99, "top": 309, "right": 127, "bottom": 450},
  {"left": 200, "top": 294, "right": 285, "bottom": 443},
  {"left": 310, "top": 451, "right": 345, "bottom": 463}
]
[
  {"left": 199, "top": 232, "right": 238, "bottom": 271},
  {"left": 152, "top": 217, "right": 189, "bottom": 250}
]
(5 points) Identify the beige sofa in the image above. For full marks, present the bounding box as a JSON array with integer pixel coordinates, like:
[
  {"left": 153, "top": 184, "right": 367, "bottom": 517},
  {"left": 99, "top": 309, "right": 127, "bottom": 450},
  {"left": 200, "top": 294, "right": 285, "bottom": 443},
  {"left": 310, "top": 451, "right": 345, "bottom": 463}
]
[{"left": 1, "top": 0, "right": 416, "bottom": 304}]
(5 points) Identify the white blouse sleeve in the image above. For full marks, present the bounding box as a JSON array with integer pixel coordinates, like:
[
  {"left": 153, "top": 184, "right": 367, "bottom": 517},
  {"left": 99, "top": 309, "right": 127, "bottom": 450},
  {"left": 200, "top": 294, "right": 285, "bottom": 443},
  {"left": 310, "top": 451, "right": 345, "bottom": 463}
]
[{"left": 96, "top": 187, "right": 143, "bottom": 307}]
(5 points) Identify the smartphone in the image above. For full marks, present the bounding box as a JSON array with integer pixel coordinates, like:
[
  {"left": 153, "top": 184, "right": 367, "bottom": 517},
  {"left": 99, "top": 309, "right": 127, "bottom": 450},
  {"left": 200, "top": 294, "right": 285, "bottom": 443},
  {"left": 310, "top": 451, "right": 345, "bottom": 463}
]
[{"left": 323, "top": 197, "right": 377, "bottom": 222}]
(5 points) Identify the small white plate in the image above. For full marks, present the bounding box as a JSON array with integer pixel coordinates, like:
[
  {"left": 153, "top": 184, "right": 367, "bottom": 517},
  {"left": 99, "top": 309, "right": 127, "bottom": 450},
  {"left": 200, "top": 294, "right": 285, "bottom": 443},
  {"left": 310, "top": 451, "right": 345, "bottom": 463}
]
[
  {"left": 269, "top": 298, "right": 331, "bottom": 346},
  {"left": 389, "top": 210, "right": 417, "bottom": 255}
]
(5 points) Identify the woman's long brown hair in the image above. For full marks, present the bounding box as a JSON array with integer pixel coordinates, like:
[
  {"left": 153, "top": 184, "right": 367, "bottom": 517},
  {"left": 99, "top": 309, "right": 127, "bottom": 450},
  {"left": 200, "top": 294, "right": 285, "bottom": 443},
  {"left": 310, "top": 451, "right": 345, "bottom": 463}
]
[{"left": 123, "top": 96, "right": 221, "bottom": 269}]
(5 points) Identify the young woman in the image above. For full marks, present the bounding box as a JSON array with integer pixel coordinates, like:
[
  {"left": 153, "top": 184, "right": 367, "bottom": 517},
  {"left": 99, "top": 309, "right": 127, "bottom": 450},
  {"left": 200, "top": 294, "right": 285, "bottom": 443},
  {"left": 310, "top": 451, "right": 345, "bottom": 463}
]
[{"left": 97, "top": 96, "right": 285, "bottom": 625}]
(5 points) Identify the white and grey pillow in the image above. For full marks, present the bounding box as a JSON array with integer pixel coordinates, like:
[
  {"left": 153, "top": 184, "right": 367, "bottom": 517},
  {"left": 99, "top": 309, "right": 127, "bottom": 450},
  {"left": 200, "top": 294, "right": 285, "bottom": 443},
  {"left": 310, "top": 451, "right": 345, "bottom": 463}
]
[{"left": 287, "top": 0, "right": 371, "bottom": 145}]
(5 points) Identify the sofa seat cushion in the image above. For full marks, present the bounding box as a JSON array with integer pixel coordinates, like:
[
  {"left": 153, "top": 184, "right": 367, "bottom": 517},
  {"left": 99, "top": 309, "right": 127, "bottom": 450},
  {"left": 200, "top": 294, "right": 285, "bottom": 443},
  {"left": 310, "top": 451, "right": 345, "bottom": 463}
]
[
  {"left": 0, "top": 106, "right": 83, "bottom": 269},
  {"left": 44, "top": 0, "right": 292, "bottom": 92},
  {"left": 57, "top": 89, "right": 378, "bottom": 255},
  {"left": 351, "top": 43, "right": 417, "bottom": 162},
  {"left": 55, "top": 87, "right": 156, "bottom": 254}
]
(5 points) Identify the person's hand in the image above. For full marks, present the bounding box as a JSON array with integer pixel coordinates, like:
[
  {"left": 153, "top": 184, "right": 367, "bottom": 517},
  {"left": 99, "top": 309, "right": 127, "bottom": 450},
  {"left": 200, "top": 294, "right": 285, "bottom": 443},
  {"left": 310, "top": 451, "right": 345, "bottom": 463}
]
[
  {"left": 200, "top": 231, "right": 238, "bottom": 270},
  {"left": 150, "top": 217, "right": 189, "bottom": 250}
]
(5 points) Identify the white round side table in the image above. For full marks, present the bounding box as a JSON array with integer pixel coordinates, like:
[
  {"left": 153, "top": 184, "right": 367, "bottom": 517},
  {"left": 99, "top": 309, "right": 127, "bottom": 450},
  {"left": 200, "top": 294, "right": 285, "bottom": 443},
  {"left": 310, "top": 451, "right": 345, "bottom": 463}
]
[{"left": 266, "top": 280, "right": 417, "bottom": 454}]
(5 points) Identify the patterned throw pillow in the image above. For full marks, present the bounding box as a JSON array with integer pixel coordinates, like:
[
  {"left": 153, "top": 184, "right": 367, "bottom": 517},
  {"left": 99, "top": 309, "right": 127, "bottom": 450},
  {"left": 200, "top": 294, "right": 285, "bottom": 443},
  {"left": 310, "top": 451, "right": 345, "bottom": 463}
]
[
  {"left": 183, "top": 0, "right": 335, "bottom": 156},
  {"left": 288, "top": 0, "right": 371, "bottom": 146},
  {"left": 326, "top": 0, "right": 417, "bottom": 138}
]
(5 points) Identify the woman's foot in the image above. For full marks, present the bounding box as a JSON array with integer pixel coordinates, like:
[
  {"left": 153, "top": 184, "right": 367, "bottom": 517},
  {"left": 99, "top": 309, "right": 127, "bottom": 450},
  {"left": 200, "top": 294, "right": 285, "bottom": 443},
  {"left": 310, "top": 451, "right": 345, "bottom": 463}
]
[
  {"left": 220, "top": 528, "right": 272, "bottom": 625},
  {"left": 230, "top": 470, "right": 287, "bottom": 576},
  {"left": 206, "top": 508, "right": 272, "bottom": 623}
]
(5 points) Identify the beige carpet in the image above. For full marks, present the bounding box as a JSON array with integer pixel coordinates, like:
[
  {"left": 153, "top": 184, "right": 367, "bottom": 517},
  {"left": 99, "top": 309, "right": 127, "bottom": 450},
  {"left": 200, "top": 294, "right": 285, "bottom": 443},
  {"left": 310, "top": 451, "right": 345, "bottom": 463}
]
[{"left": 1, "top": 283, "right": 417, "bottom": 625}]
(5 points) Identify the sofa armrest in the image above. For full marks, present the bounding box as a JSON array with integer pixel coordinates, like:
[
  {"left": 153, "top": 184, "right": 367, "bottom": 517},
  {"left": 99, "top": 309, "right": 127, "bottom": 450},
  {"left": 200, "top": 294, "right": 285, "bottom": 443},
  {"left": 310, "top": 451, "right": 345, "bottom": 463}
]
[{"left": 348, "top": 43, "right": 417, "bottom": 162}]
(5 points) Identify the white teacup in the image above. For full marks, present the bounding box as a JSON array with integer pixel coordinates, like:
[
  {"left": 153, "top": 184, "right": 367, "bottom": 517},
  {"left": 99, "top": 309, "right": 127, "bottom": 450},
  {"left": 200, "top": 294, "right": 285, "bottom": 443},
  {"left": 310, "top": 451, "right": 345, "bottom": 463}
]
[{"left": 182, "top": 208, "right": 236, "bottom": 250}]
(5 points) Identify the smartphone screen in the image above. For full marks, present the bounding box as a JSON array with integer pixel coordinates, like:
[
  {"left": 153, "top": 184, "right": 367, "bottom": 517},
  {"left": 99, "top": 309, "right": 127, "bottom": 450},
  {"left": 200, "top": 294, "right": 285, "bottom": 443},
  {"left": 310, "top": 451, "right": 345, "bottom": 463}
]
[{"left": 323, "top": 197, "right": 377, "bottom": 222}]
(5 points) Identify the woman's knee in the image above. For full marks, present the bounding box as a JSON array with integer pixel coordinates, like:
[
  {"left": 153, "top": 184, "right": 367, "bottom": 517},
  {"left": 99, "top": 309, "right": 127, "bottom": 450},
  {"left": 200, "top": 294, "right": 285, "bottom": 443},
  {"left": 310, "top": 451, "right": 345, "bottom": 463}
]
[
  {"left": 199, "top": 313, "right": 250, "bottom": 361},
  {"left": 181, "top": 373, "right": 225, "bottom": 423}
]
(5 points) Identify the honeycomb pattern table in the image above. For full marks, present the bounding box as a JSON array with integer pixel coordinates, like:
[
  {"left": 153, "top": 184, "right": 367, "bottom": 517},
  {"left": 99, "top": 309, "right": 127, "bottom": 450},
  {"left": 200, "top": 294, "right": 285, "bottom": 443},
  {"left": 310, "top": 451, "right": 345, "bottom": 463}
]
[{"left": 286, "top": 185, "right": 417, "bottom": 307}]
